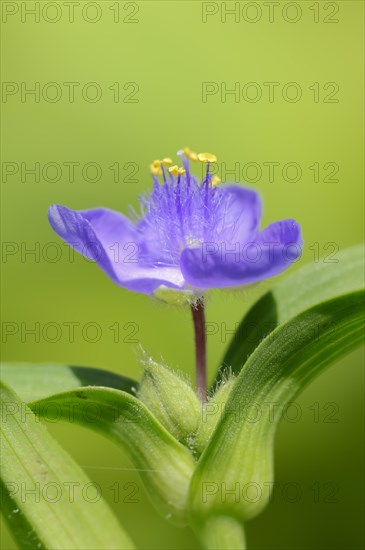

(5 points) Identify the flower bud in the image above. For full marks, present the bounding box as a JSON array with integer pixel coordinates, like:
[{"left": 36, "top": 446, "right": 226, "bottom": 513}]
[
  {"left": 194, "top": 375, "right": 236, "bottom": 454},
  {"left": 138, "top": 358, "right": 201, "bottom": 444}
]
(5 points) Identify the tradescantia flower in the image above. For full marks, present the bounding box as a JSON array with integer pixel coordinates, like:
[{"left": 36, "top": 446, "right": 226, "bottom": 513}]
[{"left": 48, "top": 148, "right": 302, "bottom": 298}]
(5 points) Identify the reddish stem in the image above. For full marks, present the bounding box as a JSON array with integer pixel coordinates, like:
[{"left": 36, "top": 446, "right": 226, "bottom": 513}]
[{"left": 191, "top": 299, "right": 207, "bottom": 401}]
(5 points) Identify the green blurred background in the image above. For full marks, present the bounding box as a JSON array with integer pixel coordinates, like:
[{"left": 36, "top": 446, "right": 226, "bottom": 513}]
[{"left": 1, "top": 1, "right": 364, "bottom": 548}]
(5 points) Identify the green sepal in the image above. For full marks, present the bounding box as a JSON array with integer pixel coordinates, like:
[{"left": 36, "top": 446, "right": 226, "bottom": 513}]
[{"left": 153, "top": 285, "right": 203, "bottom": 306}]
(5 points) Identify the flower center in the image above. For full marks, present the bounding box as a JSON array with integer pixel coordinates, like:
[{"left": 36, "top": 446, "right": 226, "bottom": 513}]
[{"left": 137, "top": 149, "right": 223, "bottom": 267}]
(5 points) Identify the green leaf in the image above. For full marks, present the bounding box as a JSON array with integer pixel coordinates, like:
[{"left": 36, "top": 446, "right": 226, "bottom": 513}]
[
  {"left": 190, "top": 289, "right": 364, "bottom": 524},
  {"left": 1, "top": 364, "right": 196, "bottom": 524},
  {"left": 0, "top": 381, "right": 134, "bottom": 550},
  {"left": 25, "top": 387, "right": 195, "bottom": 526},
  {"left": 0, "top": 478, "right": 45, "bottom": 550},
  {"left": 0, "top": 363, "right": 137, "bottom": 402},
  {"left": 216, "top": 243, "right": 364, "bottom": 384}
]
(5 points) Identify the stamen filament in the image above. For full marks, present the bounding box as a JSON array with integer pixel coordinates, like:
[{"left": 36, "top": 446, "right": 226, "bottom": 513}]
[{"left": 161, "top": 165, "right": 167, "bottom": 185}]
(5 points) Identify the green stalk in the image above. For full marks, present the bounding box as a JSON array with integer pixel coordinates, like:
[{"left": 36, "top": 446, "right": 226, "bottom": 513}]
[{"left": 193, "top": 515, "right": 246, "bottom": 550}]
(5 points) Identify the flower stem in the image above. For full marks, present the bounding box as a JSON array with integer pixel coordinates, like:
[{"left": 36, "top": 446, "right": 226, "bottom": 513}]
[
  {"left": 193, "top": 516, "right": 246, "bottom": 550},
  {"left": 191, "top": 298, "right": 207, "bottom": 401}
]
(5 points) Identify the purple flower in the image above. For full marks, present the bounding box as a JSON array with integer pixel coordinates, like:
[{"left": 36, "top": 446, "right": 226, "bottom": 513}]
[{"left": 48, "top": 149, "right": 302, "bottom": 296}]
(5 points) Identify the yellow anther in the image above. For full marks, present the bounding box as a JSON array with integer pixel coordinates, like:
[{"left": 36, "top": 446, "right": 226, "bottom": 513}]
[
  {"left": 198, "top": 152, "right": 217, "bottom": 163},
  {"left": 212, "top": 175, "right": 221, "bottom": 187},
  {"left": 168, "top": 165, "right": 186, "bottom": 177},
  {"left": 161, "top": 157, "right": 173, "bottom": 165},
  {"left": 150, "top": 163, "right": 162, "bottom": 176},
  {"left": 168, "top": 165, "right": 179, "bottom": 176},
  {"left": 183, "top": 147, "right": 198, "bottom": 161},
  {"left": 152, "top": 159, "right": 161, "bottom": 167}
]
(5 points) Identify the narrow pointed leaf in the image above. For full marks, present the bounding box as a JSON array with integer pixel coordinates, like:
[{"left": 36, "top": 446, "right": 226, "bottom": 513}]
[
  {"left": 216, "top": 243, "right": 363, "bottom": 384},
  {"left": 1, "top": 363, "right": 137, "bottom": 402},
  {"left": 0, "top": 382, "right": 134, "bottom": 549},
  {"left": 25, "top": 387, "right": 196, "bottom": 526},
  {"left": 190, "top": 289, "right": 364, "bottom": 524},
  {"left": 0, "top": 478, "right": 45, "bottom": 550}
]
